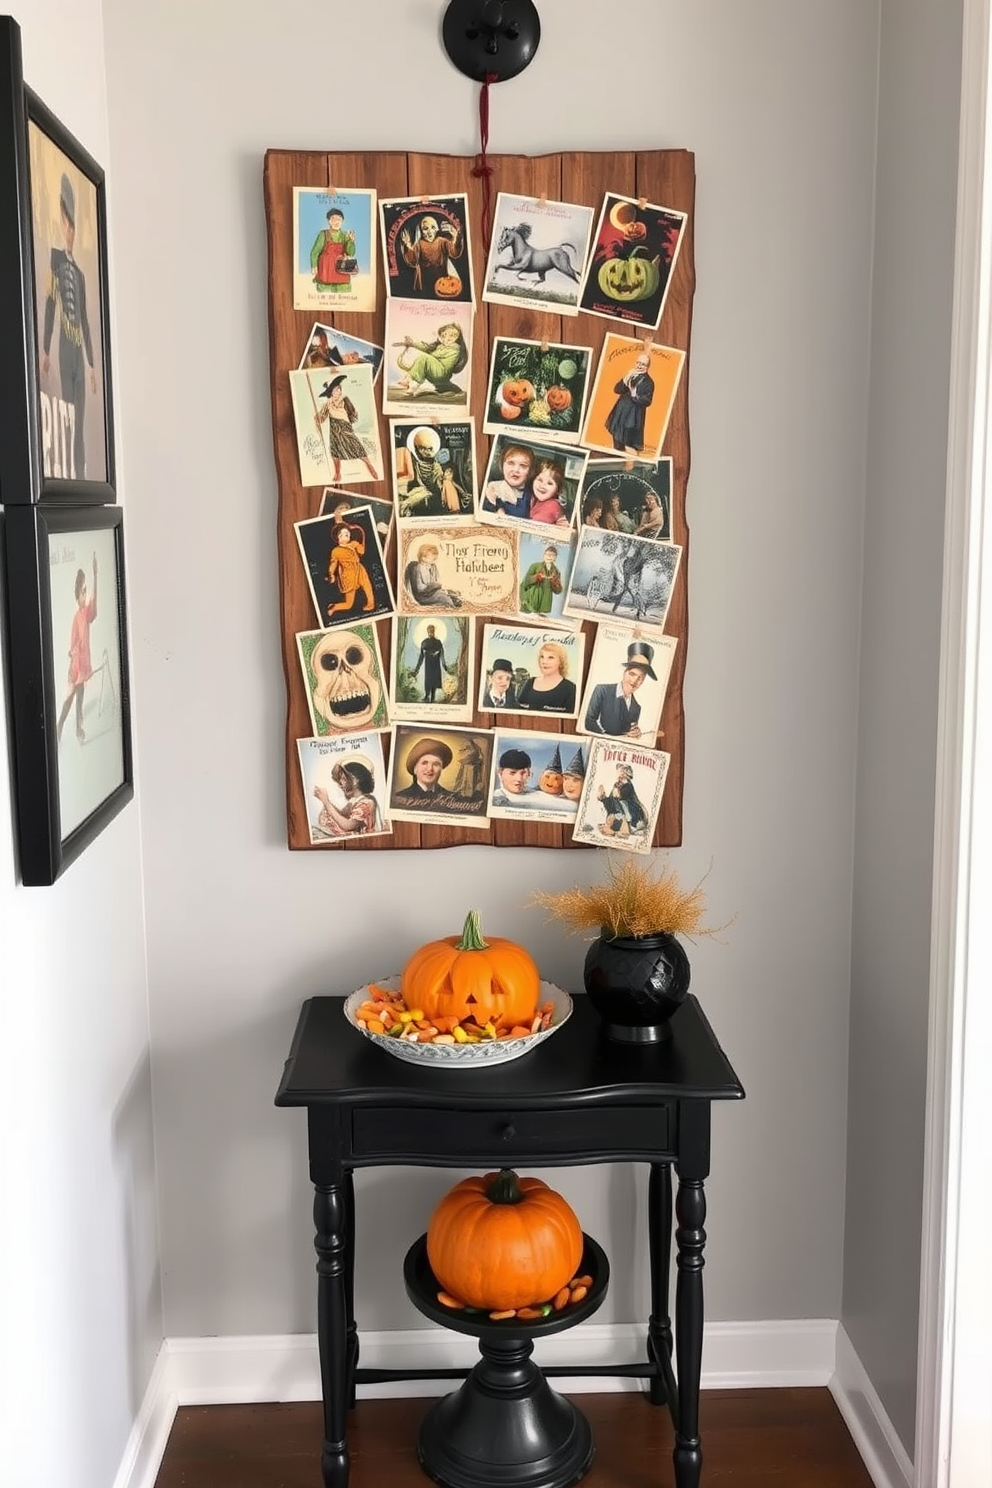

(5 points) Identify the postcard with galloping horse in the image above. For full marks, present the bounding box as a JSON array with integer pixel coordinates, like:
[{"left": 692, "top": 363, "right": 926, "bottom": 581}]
[{"left": 483, "top": 194, "right": 596, "bottom": 316}]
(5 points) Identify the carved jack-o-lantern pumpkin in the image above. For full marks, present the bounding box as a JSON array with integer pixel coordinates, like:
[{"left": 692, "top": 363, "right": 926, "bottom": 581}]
[
  {"left": 623, "top": 219, "right": 647, "bottom": 242},
  {"left": 502, "top": 379, "right": 535, "bottom": 408},
  {"left": 400, "top": 910, "right": 541, "bottom": 1029},
  {"left": 546, "top": 384, "right": 572, "bottom": 413},
  {"left": 434, "top": 274, "right": 462, "bottom": 298},
  {"left": 540, "top": 768, "right": 564, "bottom": 795},
  {"left": 598, "top": 248, "right": 661, "bottom": 304}
]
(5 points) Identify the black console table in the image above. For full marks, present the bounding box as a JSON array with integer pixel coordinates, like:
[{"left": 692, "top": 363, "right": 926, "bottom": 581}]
[{"left": 275, "top": 993, "right": 744, "bottom": 1488}]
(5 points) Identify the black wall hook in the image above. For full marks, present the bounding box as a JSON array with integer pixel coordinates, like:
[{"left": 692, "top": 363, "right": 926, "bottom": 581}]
[{"left": 442, "top": 0, "right": 541, "bottom": 83}]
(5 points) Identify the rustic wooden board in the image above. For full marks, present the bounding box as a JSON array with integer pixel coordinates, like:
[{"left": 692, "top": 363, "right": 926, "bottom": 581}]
[{"left": 263, "top": 149, "right": 695, "bottom": 851}]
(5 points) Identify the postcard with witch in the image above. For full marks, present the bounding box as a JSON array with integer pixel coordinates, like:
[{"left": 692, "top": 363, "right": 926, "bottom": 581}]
[
  {"left": 580, "top": 335, "right": 685, "bottom": 462},
  {"left": 487, "top": 729, "right": 591, "bottom": 826},
  {"left": 390, "top": 614, "right": 475, "bottom": 724},
  {"left": 391, "top": 419, "right": 476, "bottom": 522},
  {"left": 516, "top": 528, "right": 576, "bottom": 628},
  {"left": 479, "top": 435, "right": 587, "bottom": 532},
  {"left": 563, "top": 526, "right": 682, "bottom": 638},
  {"left": 398, "top": 525, "right": 517, "bottom": 618},
  {"left": 385, "top": 724, "right": 494, "bottom": 829},
  {"left": 382, "top": 299, "right": 474, "bottom": 419},
  {"left": 483, "top": 336, "right": 591, "bottom": 445},
  {"left": 482, "top": 193, "right": 595, "bottom": 316},
  {"left": 578, "top": 193, "right": 687, "bottom": 331},
  {"left": 294, "top": 506, "right": 395, "bottom": 630},
  {"left": 571, "top": 737, "right": 671, "bottom": 854},
  {"left": 289, "top": 363, "right": 384, "bottom": 486},
  {"left": 576, "top": 622, "right": 677, "bottom": 749},
  {"left": 296, "top": 731, "right": 392, "bottom": 845},
  {"left": 299, "top": 322, "right": 384, "bottom": 383},
  {"left": 578, "top": 457, "right": 673, "bottom": 541},
  {"left": 296, "top": 624, "right": 390, "bottom": 738},
  {"left": 379, "top": 194, "right": 474, "bottom": 304},
  {"left": 292, "top": 187, "right": 377, "bottom": 314},
  {"left": 478, "top": 623, "right": 584, "bottom": 720}
]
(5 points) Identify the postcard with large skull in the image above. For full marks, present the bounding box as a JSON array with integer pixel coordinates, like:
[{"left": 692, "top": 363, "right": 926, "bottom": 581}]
[
  {"left": 379, "top": 194, "right": 474, "bottom": 304},
  {"left": 296, "top": 731, "right": 391, "bottom": 844},
  {"left": 295, "top": 507, "right": 395, "bottom": 631},
  {"left": 296, "top": 624, "right": 389, "bottom": 739},
  {"left": 390, "top": 615, "right": 475, "bottom": 724}
]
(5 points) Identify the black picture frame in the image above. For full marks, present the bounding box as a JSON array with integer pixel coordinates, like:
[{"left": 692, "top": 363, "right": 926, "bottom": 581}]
[
  {"left": 2, "top": 501, "right": 133, "bottom": 885},
  {"left": 0, "top": 16, "right": 116, "bottom": 505}
]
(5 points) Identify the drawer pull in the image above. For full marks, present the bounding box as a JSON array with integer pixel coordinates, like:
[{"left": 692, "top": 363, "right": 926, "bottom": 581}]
[{"left": 501, "top": 1123, "right": 516, "bottom": 1141}]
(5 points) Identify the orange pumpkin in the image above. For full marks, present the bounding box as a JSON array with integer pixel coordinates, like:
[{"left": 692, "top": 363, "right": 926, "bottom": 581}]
[
  {"left": 546, "top": 384, "right": 572, "bottom": 413},
  {"left": 434, "top": 274, "right": 462, "bottom": 298},
  {"left": 623, "top": 218, "right": 647, "bottom": 242},
  {"left": 499, "top": 400, "right": 522, "bottom": 420},
  {"left": 400, "top": 910, "right": 540, "bottom": 1028},
  {"left": 427, "top": 1168, "right": 583, "bottom": 1310},
  {"left": 540, "top": 767, "right": 563, "bottom": 795},
  {"left": 502, "top": 378, "right": 535, "bottom": 408}
]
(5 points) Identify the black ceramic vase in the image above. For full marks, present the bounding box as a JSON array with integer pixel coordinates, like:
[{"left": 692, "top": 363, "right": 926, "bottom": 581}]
[{"left": 583, "top": 930, "right": 691, "bottom": 1043}]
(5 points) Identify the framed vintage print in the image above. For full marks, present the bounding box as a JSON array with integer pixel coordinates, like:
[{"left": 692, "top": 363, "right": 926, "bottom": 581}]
[
  {"left": 3, "top": 501, "right": 133, "bottom": 885},
  {"left": 0, "top": 19, "right": 116, "bottom": 503}
]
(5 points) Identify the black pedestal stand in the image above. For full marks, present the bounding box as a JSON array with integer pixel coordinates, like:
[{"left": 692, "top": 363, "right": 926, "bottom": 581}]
[{"left": 403, "top": 1234, "right": 609, "bottom": 1488}]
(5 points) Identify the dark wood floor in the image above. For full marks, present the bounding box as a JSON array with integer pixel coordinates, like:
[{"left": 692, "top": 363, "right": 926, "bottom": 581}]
[{"left": 154, "top": 1389, "right": 875, "bottom": 1487}]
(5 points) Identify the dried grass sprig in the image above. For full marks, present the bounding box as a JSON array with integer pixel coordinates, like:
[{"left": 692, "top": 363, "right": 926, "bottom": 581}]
[{"left": 530, "top": 854, "right": 732, "bottom": 943}]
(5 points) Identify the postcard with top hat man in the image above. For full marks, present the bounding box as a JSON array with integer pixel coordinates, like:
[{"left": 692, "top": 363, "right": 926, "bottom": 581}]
[{"left": 577, "top": 623, "right": 678, "bottom": 748}]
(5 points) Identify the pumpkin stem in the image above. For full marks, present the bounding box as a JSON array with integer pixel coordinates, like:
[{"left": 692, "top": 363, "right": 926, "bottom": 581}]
[
  {"left": 486, "top": 1168, "right": 524, "bottom": 1205},
  {"left": 456, "top": 909, "right": 489, "bottom": 952}
]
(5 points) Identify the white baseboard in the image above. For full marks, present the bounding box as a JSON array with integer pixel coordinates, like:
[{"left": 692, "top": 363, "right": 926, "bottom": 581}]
[
  {"left": 117, "top": 1317, "right": 838, "bottom": 1488},
  {"left": 829, "top": 1325, "right": 914, "bottom": 1488}
]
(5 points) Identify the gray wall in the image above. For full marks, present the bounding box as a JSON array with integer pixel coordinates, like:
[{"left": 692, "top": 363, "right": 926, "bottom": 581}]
[
  {"left": 102, "top": 0, "right": 878, "bottom": 1340},
  {"left": 844, "top": 0, "right": 963, "bottom": 1457}
]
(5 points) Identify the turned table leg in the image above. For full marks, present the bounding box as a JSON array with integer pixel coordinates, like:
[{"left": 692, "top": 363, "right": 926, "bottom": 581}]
[
  {"left": 673, "top": 1176, "right": 707, "bottom": 1488},
  {"left": 314, "top": 1180, "right": 351, "bottom": 1488},
  {"left": 647, "top": 1161, "right": 673, "bottom": 1406}
]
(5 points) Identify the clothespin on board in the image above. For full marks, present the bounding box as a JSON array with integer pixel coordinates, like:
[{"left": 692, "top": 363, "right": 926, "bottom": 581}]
[
  {"left": 625, "top": 460, "right": 635, "bottom": 471},
  {"left": 637, "top": 196, "right": 647, "bottom": 211},
  {"left": 540, "top": 337, "right": 550, "bottom": 353}
]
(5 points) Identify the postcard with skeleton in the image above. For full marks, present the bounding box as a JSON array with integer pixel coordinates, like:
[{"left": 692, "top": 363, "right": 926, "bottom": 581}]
[
  {"left": 571, "top": 738, "right": 671, "bottom": 854},
  {"left": 289, "top": 363, "right": 384, "bottom": 486},
  {"left": 380, "top": 194, "right": 474, "bottom": 304},
  {"left": 391, "top": 419, "right": 476, "bottom": 523},
  {"left": 295, "top": 506, "right": 395, "bottom": 630},
  {"left": 296, "top": 624, "right": 389, "bottom": 739},
  {"left": 478, "top": 623, "right": 585, "bottom": 720},
  {"left": 299, "top": 322, "right": 384, "bottom": 383},
  {"left": 296, "top": 732, "right": 392, "bottom": 845},
  {"left": 487, "top": 728, "right": 591, "bottom": 825},
  {"left": 397, "top": 525, "right": 517, "bottom": 618},
  {"left": 576, "top": 623, "right": 677, "bottom": 749},
  {"left": 563, "top": 526, "right": 682, "bottom": 638},
  {"left": 390, "top": 615, "right": 475, "bottom": 725},
  {"left": 293, "top": 187, "right": 377, "bottom": 314},
  {"left": 482, "top": 193, "right": 595, "bottom": 317},
  {"left": 578, "top": 193, "right": 687, "bottom": 331},
  {"left": 382, "top": 299, "right": 474, "bottom": 419},
  {"left": 385, "top": 724, "right": 494, "bottom": 830}
]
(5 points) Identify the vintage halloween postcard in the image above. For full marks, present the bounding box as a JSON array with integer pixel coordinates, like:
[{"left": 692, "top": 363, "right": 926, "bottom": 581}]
[
  {"left": 319, "top": 491, "right": 395, "bottom": 548},
  {"left": 576, "top": 623, "right": 677, "bottom": 749},
  {"left": 516, "top": 528, "right": 576, "bottom": 628},
  {"left": 289, "top": 363, "right": 384, "bottom": 486},
  {"left": 580, "top": 335, "right": 685, "bottom": 462},
  {"left": 385, "top": 723, "right": 494, "bottom": 829},
  {"left": 293, "top": 187, "right": 376, "bottom": 314},
  {"left": 487, "top": 728, "right": 591, "bottom": 825},
  {"left": 563, "top": 526, "right": 682, "bottom": 637},
  {"left": 299, "top": 322, "right": 384, "bottom": 382},
  {"left": 391, "top": 418, "right": 476, "bottom": 522},
  {"left": 578, "top": 193, "right": 687, "bottom": 331},
  {"left": 295, "top": 506, "right": 395, "bottom": 629},
  {"left": 380, "top": 194, "right": 474, "bottom": 303},
  {"left": 397, "top": 525, "right": 517, "bottom": 618},
  {"left": 482, "top": 336, "right": 591, "bottom": 445},
  {"left": 478, "top": 435, "right": 587, "bottom": 532},
  {"left": 577, "top": 457, "right": 673, "bottom": 540},
  {"left": 482, "top": 193, "right": 595, "bottom": 316},
  {"left": 390, "top": 614, "right": 475, "bottom": 724},
  {"left": 382, "top": 299, "right": 474, "bottom": 418},
  {"left": 571, "top": 737, "right": 670, "bottom": 853},
  {"left": 296, "top": 624, "right": 390, "bottom": 738},
  {"left": 478, "top": 623, "right": 584, "bottom": 720},
  {"left": 296, "top": 731, "right": 392, "bottom": 844}
]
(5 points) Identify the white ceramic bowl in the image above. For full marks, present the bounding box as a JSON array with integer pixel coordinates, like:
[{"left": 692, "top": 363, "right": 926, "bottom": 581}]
[{"left": 343, "top": 977, "right": 572, "bottom": 1068}]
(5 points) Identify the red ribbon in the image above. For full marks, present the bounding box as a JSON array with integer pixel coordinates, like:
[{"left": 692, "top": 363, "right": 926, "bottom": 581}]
[{"left": 471, "top": 72, "right": 498, "bottom": 259}]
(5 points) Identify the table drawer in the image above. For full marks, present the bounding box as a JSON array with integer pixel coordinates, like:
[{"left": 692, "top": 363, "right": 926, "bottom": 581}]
[{"left": 350, "top": 1105, "right": 671, "bottom": 1163}]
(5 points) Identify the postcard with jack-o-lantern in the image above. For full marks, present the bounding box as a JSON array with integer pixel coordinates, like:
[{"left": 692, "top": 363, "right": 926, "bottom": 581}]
[
  {"left": 482, "top": 336, "right": 591, "bottom": 446},
  {"left": 389, "top": 614, "right": 475, "bottom": 725},
  {"left": 379, "top": 194, "right": 474, "bottom": 304},
  {"left": 487, "top": 728, "right": 591, "bottom": 826},
  {"left": 296, "top": 731, "right": 392, "bottom": 844},
  {"left": 294, "top": 506, "right": 395, "bottom": 631},
  {"left": 296, "top": 626, "right": 389, "bottom": 740},
  {"left": 578, "top": 193, "right": 687, "bottom": 331}
]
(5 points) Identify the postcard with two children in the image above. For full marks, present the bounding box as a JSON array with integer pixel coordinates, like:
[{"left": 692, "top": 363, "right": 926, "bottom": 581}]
[
  {"left": 296, "top": 731, "right": 391, "bottom": 845},
  {"left": 479, "top": 435, "right": 587, "bottom": 531},
  {"left": 487, "top": 728, "right": 591, "bottom": 825},
  {"left": 571, "top": 737, "right": 671, "bottom": 853}
]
